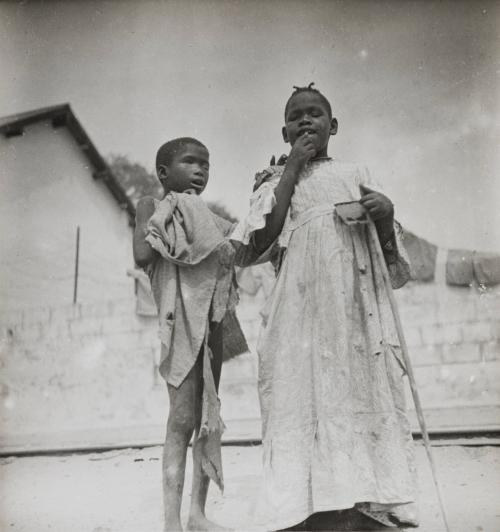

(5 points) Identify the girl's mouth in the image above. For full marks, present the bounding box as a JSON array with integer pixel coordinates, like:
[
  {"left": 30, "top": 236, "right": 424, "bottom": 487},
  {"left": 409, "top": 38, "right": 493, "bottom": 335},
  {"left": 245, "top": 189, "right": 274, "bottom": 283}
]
[{"left": 298, "top": 129, "right": 316, "bottom": 137}]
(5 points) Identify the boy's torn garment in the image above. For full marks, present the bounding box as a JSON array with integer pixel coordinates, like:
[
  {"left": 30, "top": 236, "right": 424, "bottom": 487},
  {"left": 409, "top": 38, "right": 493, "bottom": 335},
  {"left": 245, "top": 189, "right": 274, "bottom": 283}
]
[
  {"left": 145, "top": 192, "right": 248, "bottom": 490},
  {"left": 126, "top": 268, "right": 158, "bottom": 317}
]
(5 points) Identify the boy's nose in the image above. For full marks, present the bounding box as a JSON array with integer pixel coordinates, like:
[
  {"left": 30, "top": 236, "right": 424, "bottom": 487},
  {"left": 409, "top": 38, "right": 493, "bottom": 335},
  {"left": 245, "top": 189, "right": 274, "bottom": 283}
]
[{"left": 299, "top": 114, "right": 312, "bottom": 125}]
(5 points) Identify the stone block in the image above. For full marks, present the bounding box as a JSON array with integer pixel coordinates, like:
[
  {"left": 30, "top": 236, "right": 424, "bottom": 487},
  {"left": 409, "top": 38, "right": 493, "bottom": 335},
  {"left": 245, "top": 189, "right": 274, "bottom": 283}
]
[
  {"left": 436, "top": 290, "right": 476, "bottom": 323},
  {"left": 222, "top": 353, "right": 257, "bottom": 381},
  {"left": 441, "top": 342, "right": 481, "bottom": 363},
  {"left": 481, "top": 341, "right": 500, "bottom": 361},
  {"left": 395, "top": 282, "right": 437, "bottom": 305},
  {"left": 408, "top": 345, "right": 442, "bottom": 366},
  {"left": 0, "top": 308, "right": 24, "bottom": 328},
  {"left": 401, "top": 325, "right": 422, "bottom": 347},
  {"left": 461, "top": 321, "right": 494, "bottom": 343},
  {"left": 69, "top": 317, "right": 104, "bottom": 337},
  {"left": 22, "top": 306, "right": 52, "bottom": 327},
  {"left": 421, "top": 323, "right": 462, "bottom": 345},
  {"left": 399, "top": 302, "right": 438, "bottom": 326},
  {"left": 408, "top": 361, "right": 500, "bottom": 409}
]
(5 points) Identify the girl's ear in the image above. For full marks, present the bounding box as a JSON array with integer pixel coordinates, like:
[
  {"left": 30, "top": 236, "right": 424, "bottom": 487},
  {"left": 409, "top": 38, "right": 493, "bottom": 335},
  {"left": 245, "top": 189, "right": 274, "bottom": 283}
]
[
  {"left": 282, "top": 126, "right": 289, "bottom": 143},
  {"left": 330, "top": 118, "right": 338, "bottom": 136}
]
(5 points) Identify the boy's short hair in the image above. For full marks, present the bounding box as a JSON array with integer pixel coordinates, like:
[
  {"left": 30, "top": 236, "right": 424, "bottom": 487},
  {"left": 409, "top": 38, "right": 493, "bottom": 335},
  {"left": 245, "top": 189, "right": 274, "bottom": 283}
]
[
  {"left": 284, "top": 82, "right": 333, "bottom": 119},
  {"left": 156, "top": 137, "right": 207, "bottom": 174}
]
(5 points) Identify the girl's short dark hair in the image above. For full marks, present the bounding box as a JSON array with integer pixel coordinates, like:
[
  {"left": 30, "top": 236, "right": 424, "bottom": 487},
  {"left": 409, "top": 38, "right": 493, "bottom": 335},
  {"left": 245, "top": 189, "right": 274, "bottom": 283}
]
[
  {"left": 155, "top": 137, "right": 206, "bottom": 173},
  {"left": 284, "top": 82, "right": 332, "bottom": 119}
]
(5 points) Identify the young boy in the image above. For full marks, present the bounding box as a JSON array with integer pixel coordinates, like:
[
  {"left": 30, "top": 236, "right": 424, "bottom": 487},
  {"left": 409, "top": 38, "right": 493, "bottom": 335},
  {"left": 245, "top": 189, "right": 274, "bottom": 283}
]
[{"left": 134, "top": 137, "right": 246, "bottom": 531}]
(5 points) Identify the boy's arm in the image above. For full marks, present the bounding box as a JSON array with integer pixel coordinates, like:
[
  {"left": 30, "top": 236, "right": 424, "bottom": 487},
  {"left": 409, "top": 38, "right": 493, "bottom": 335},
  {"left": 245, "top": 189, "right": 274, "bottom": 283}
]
[
  {"left": 133, "top": 196, "right": 157, "bottom": 268},
  {"left": 252, "top": 134, "right": 315, "bottom": 255}
]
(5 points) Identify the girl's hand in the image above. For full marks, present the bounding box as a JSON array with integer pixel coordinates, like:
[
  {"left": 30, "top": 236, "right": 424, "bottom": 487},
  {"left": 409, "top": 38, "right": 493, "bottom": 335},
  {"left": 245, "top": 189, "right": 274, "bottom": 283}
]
[
  {"left": 269, "top": 154, "right": 288, "bottom": 166},
  {"left": 286, "top": 133, "right": 316, "bottom": 171},
  {"left": 359, "top": 185, "right": 394, "bottom": 221}
]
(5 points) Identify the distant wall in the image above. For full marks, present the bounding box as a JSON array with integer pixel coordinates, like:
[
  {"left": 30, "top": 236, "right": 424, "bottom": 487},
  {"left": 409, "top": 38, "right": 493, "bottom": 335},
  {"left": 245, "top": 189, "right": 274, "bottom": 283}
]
[
  {"left": 0, "top": 279, "right": 499, "bottom": 451},
  {"left": 0, "top": 120, "right": 133, "bottom": 310}
]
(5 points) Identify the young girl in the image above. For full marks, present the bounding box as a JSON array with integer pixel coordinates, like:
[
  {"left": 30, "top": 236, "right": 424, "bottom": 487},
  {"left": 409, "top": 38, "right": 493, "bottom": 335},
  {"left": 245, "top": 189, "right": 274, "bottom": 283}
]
[{"left": 232, "top": 85, "right": 418, "bottom": 530}]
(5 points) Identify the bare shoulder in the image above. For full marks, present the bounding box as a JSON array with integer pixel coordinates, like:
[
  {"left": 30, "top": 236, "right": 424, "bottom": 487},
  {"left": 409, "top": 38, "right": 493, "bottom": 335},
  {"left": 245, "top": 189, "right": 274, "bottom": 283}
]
[
  {"left": 136, "top": 196, "right": 157, "bottom": 217},
  {"left": 137, "top": 195, "right": 157, "bottom": 209}
]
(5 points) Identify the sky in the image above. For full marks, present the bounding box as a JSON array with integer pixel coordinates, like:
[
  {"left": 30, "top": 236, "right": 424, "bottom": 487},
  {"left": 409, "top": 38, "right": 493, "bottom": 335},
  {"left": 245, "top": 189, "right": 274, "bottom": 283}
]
[{"left": 1, "top": 0, "right": 499, "bottom": 251}]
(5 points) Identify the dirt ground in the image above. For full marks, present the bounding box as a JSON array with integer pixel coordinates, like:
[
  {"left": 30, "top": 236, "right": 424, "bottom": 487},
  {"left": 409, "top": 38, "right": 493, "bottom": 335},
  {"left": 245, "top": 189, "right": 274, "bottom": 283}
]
[{"left": 0, "top": 442, "right": 499, "bottom": 532}]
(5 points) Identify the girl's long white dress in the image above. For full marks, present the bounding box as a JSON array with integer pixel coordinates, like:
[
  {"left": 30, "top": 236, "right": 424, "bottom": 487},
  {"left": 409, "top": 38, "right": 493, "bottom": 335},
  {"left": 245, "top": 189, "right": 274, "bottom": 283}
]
[{"left": 232, "top": 159, "right": 418, "bottom": 530}]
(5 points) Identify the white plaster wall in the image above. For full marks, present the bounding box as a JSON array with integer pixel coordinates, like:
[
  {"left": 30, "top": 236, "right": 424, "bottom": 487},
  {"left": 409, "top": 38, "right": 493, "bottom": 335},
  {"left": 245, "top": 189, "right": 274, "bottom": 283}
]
[{"left": 0, "top": 121, "right": 133, "bottom": 310}]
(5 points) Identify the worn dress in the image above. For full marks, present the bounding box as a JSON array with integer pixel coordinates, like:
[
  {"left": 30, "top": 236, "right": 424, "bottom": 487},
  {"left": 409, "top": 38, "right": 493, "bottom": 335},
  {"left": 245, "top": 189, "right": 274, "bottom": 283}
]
[{"left": 232, "top": 159, "right": 418, "bottom": 530}]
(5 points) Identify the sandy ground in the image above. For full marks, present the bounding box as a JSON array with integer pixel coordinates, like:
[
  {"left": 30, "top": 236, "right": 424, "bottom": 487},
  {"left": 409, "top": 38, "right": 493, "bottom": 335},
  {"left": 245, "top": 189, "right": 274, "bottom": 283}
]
[{"left": 0, "top": 442, "right": 498, "bottom": 532}]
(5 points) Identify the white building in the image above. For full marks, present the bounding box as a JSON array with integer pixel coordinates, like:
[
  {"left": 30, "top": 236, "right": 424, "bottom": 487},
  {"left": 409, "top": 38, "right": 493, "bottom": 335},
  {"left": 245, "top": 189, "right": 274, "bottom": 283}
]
[{"left": 0, "top": 104, "right": 135, "bottom": 311}]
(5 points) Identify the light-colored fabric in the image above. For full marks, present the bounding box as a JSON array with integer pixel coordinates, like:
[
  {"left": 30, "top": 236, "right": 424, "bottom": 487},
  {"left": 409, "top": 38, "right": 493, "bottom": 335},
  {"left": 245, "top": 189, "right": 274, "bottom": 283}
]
[
  {"left": 473, "top": 251, "right": 500, "bottom": 287},
  {"left": 233, "top": 159, "right": 417, "bottom": 530},
  {"left": 146, "top": 193, "right": 241, "bottom": 385},
  {"left": 126, "top": 268, "right": 159, "bottom": 317},
  {"left": 145, "top": 192, "right": 246, "bottom": 491},
  {"left": 232, "top": 163, "right": 410, "bottom": 289},
  {"left": 230, "top": 181, "right": 276, "bottom": 245},
  {"left": 402, "top": 230, "right": 438, "bottom": 283},
  {"left": 446, "top": 248, "right": 474, "bottom": 286}
]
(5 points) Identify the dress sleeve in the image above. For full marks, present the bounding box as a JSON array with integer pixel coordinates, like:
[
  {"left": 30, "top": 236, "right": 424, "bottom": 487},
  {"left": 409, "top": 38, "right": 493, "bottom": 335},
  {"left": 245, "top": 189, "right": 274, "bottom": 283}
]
[
  {"left": 231, "top": 167, "right": 284, "bottom": 268},
  {"left": 357, "top": 166, "right": 411, "bottom": 289},
  {"left": 230, "top": 180, "right": 277, "bottom": 245}
]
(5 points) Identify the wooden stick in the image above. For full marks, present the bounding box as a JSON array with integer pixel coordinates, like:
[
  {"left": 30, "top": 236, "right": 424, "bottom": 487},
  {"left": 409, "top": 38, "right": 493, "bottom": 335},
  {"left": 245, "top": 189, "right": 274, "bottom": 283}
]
[{"left": 366, "top": 218, "right": 451, "bottom": 532}]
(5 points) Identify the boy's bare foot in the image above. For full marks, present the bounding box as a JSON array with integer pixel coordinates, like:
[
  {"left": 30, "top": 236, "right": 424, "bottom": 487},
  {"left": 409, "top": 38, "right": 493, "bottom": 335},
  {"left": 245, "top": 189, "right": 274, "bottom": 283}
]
[
  {"left": 164, "top": 518, "right": 183, "bottom": 532},
  {"left": 186, "top": 514, "right": 232, "bottom": 531}
]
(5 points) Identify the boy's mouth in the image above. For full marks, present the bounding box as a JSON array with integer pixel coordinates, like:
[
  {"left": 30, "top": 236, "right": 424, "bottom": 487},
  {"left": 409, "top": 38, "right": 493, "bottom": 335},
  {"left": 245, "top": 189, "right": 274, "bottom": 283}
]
[{"left": 190, "top": 177, "right": 205, "bottom": 190}]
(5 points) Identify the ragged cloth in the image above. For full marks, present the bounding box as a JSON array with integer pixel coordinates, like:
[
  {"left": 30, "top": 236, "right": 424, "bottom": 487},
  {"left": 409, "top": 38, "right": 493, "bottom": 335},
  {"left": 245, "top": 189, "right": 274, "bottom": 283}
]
[{"left": 145, "top": 192, "right": 248, "bottom": 490}]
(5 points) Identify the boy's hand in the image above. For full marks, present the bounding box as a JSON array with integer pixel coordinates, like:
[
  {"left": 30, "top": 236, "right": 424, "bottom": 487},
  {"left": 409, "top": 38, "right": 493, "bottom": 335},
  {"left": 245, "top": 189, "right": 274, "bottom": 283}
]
[
  {"left": 359, "top": 185, "right": 394, "bottom": 221},
  {"left": 286, "top": 133, "right": 316, "bottom": 171}
]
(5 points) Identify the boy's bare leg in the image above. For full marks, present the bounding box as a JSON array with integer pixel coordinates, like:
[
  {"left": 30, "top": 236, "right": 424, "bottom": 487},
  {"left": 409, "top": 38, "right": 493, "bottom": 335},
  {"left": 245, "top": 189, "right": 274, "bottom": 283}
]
[
  {"left": 163, "top": 365, "right": 199, "bottom": 532},
  {"left": 187, "top": 324, "right": 230, "bottom": 531}
]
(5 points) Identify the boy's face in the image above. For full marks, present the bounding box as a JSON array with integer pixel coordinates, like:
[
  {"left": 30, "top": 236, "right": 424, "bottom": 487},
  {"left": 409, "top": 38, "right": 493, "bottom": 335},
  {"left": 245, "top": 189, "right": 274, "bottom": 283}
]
[
  {"left": 282, "top": 92, "right": 337, "bottom": 158},
  {"left": 158, "top": 143, "right": 210, "bottom": 195}
]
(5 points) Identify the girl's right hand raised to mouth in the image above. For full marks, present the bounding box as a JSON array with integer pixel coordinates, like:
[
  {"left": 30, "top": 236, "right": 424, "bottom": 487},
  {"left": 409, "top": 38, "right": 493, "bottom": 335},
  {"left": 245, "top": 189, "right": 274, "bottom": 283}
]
[{"left": 286, "top": 133, "right": 316, "bottom": 170}]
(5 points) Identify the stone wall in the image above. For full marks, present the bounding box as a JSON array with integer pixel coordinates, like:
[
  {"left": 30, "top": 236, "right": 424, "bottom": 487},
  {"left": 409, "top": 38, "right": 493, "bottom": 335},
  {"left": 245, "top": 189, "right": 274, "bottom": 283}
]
[{"left": 1, "top": 279, "right": 499, "bottom": 452}]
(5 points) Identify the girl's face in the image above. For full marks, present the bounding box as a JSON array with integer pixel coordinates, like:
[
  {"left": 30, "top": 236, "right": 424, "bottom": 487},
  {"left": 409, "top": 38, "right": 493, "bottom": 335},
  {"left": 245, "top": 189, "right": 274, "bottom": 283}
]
[
  {"left": 158, "top": 143, "right": 210, "bottom": 195},
  {"left": 282, "top": 92, "right": 337, "bottom": 158}
]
